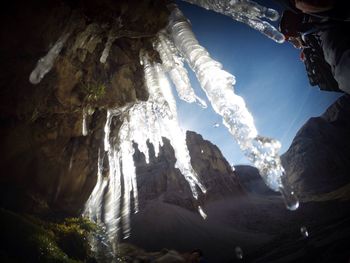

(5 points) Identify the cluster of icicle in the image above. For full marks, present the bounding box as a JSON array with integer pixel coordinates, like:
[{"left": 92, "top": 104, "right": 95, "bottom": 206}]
[
  {"left": 84, "top": 51, "right": 208, "bottom": 244},
  {"left": 28, "top": 1, "right": 283, "bottom": 86},
  {"left": 28, "top": 0, "right": 298, "bottom": 247},
  {"left": 181, "top": 0, "right": 285, "bottom": 43},
  {"left": 166, "top": 4, "right": 298, "bottom": 210},
  {"left": 85, "top": 4, "right": 298, "bottom": 245}
]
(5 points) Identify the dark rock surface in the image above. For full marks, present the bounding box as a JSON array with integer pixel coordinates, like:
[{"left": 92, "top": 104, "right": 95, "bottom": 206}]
[
  {"left": 134, "top": 131, "right": 243, "bottom": 211},
  {"left": 127, "top": 98, "right": 350, "bottom": 263},
  {"left": 234, "top": 165, "right": 279, "bottom": 196},
  {"left": 282, "top": 95, "right": 350, "bottom": 199},
  {"left": 186, "top": 131, "right": 243, "bottom": 201},
  {"left": 0, "top": 0, "right": 169, "bottom": 215}
]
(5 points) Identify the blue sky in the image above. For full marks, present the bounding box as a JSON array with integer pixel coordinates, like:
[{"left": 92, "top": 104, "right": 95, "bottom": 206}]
[{"left": 174, "top": 0, "right": 341, "bottom": 165}]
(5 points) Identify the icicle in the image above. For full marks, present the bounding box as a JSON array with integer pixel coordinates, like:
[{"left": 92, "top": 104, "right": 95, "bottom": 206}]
[
  {"left": 168, "top": 5, "right": 298, "bottom": 210},
  {"left": 29, "top": 31, "right": 71, "bottom": 84},
  {"left": 142, "top": 56, "right": 207, "bottom": 198},
  {"left": 84, "top": 149, "right": 108, "bottom": 224},
  {"left": 154, "top": 33, "right": 207, "bottom": 108},
  {"left": 180, "top": 0, "right": 284, "bottom": 43},
  {"left": 104, "top": 148, "right": 122, "bottom": 242},
  {"left": 82, "top": 108, "right": 88, "bottom": 136},
  {"left": 100, "top": 29, "right": 118, "bottom": 64},
  {"left": 104, "top": 106, "right": 130, "bottom": 152},
  {"left": 118, "top": 54, "right": 208, "bottom": 200},
  {"left": 119, "top": 119, "right": 139, "bottom": 239},
  {"left": 86, "top": 53, "right": 208, "bottom": 243}
]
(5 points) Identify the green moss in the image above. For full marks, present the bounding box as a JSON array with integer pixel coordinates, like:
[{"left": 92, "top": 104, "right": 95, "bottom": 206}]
[
  {"left": 0, "top": 208, "right": 97, "bottom": 263},
  {"left": 80, "top": 81, "right": 106, "bottom": 103},
  {"left": 50, "top": 217, "right": 97, "bottom": 260}
]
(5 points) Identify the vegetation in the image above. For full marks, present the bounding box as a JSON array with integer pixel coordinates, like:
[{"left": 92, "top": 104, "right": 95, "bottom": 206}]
[
  {"left": 80, "top": 81, "right": 106, "bottom": 103},
  {"left": 0, "top": 208, "right": 97, "bottom": 263}
]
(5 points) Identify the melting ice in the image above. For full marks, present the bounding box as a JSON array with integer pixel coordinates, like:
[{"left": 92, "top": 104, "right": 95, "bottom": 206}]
[
  {"left": 84, "top": 1, "right": 298, "bottom": 247},
  {"left": 154, "top": 32, "right": 207, "bottom": 108},
  {"left": 167, "top": 5, "right": 298, "bottom": 209},
  {"left": 85, "top": 53, "right": 207, "bottom": 243},
  {"left": 181, "top": 0, "right": 284, "bottom": 43},
  {"left": 82, "top": 108, "right": 88, "bottom": 136},
  {"left": 29, "top": 31, "right": 71, "bottom": 84}
]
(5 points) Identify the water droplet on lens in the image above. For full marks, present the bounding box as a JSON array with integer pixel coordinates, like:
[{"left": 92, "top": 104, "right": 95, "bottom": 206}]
[
  {"left": 279, "top": 187, "right": 299, "bottom": 211},
  {"left": 235, "top": 246, "right": 243, "bottom": 259},
  {"left": 300, "top": 226, "right": 309, "bottom": 238},
  {"left": 198, "top": 206, "right": 207, "bottom": 219}
]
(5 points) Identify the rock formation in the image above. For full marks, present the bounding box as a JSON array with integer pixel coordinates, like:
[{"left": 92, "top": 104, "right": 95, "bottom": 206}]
[
  {"left": 133, "top": 131, "right": 243, "bottom": 211},
  {"left": 234, "top": 165, "right": 279, "bottom": 195},
  {"left": 282, "top": 95, "right": 350, "bottom": 199},
  {"left": 0, "top": 0, "right": 169, "bottom": 215},
  {"left": 233, "top": 95, "right": 350, "bottom": 201}
]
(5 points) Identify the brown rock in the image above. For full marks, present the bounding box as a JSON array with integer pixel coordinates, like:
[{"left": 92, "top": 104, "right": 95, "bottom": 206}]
[
  {"left": 0, "top": 0, "right": 169, "bottom": 215},
  {"left": 55, "top": 57, "right": 82, "bottom": 106}
]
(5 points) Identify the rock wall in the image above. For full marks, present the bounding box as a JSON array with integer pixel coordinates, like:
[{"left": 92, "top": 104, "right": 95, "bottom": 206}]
[
  {"left": 233, "top": 95, "right": 350, "bottom": 200},
  {"left": 234, "top": 165, "right": 279, "bottom": 195},
  {"left": 282, "top": 95, "right": 350, "bottom": 199},
  {"left": 133, "top": 131, "right": 243, "bottom": 211},
  {"left": 0, "top": 0, "right": 169, "bottom": 215}
]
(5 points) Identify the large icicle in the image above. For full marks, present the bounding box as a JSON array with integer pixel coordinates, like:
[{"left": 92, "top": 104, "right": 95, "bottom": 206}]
[
  {"left": 168, "top": 5, "right": 298, "bottom": 210},
  {"left": 29, "top": 31, "right": 71, "bottom": 84},
  {"left": 146, "top": 56, "right": 206, "bottom": 197},
  {"left": 181, "top": 0, "right": 284, "bottom": 43},
  {"left": 100, "top": 27, "right": 119, "bottom": 64},
  {"left": 154, "top": 32, "right": 207, "bottom": 108}
]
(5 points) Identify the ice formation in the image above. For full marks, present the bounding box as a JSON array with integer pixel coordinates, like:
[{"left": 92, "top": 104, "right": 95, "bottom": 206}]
[
  {"left": 84, "top": 1, "right": 298, "bottom": 247},
  {"left": 100, "top": 28, "right": 118, "bottom": 64},
  {"left": 167, "top": 5, "right": 298, "bottom": 210},
  {"left": 154, "top": 32, "right": 207, "bottom": 108},
  {"left": 85, "top": 53, "right": 207, "bottom": 243},
  {"left": 29, "top": 31, "right": 71, "bottom": 84},
  {"left": 181, "top": 0, "right": 285, "bottom": 43},
  {"left": 82, "top": 108, "right": 88, "bottom": 136}
]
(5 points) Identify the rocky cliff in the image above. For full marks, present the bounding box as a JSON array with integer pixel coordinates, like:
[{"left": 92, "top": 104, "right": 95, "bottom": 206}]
[
  {"left": 127, "top": 103, "right": 350, "bottom": 262},
  {"left": 0, "top": 0, "right": 169, "bottom": 215},
  {"left": 234, "top": 95, "right": 350, "bottom": 201},
  {"left": 234, "top": 165, "right": 279, "bottom": 195},
  {"left": 282, "top": 95, "right": 350, "bottom": 200},
  {"left": 134, "top": 131, "right": 243, "bottom": 211}
]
